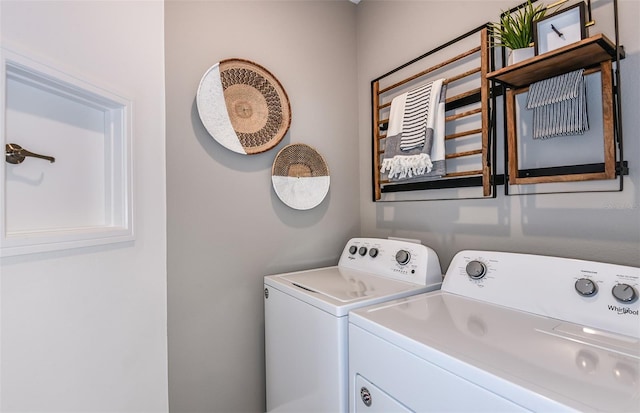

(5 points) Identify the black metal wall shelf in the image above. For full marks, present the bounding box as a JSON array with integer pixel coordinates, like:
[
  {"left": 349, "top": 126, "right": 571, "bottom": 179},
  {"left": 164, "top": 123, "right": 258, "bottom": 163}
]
[
  {"left": 370, "top": 0, "right": 628, "bottom": 201},
  {"left": 490, "top": 0, "right": 628, "bottom": 194},
  {"left": 371, "top": 25, "right": 496, "bottom": 201}
]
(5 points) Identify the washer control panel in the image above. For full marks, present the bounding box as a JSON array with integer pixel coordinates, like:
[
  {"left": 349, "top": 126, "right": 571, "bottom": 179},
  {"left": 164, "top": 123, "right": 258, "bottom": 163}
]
[
  {"left": 338, "top": 238, "right": 442, "bottom": 286},
  {"left": 444, "top": 250, "right": 640, "bottom": 338}
]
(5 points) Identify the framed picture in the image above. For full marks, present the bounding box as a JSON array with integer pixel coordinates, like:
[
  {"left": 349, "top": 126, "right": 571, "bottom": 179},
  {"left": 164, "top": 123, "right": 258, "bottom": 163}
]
[{"left": 534, "top": 2, "right": 587, "bottom": 55}]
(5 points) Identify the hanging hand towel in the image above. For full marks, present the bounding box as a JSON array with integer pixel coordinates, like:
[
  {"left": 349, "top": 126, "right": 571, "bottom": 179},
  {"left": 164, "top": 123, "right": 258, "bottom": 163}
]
[
  {"left": 380, "top": 79, "right": 446, "bottom": 181},
  {"left": 526, "top": 69, "right": 588, "bottom": 140},
  {"left": 400, "top": 82, "right": 434, "bottom": 151}
]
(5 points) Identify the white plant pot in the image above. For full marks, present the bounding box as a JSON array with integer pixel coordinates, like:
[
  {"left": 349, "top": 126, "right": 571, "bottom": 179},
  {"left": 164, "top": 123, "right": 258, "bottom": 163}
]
[{"left": 508, "top": 47, "right": 535, "bottom": 65}]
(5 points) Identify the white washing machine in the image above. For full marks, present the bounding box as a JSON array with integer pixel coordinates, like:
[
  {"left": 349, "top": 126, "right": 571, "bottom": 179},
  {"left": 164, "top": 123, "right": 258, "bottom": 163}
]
[
  {"left": 349, "top": 250, "right": 640, "bottom": 412},
  {"left": 264, "top": 237, "right": 443, "bottom": 412}
]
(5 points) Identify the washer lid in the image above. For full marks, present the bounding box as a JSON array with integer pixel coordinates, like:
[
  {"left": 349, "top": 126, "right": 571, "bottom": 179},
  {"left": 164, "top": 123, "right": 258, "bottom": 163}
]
[
  {"left": 265, "top": 266, "right": 437, "bottom": 317},
  {"left": 281, "top": 267, "right": 415, "bottom": 303}
]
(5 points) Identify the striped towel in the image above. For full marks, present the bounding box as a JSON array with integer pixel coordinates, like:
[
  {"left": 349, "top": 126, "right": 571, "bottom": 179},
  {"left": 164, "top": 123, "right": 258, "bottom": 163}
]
[
  {"left": 380, "top": 79, "right": 446, "bottom": 181},
  {"left": 400, "top": 82, "right": 434, "bottom": 151},
  {"left": 526, "top": 69, "right": 588, "bottom": 140}
]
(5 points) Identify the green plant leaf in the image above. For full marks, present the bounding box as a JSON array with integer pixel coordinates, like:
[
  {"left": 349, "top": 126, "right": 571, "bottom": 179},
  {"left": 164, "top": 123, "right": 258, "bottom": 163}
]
[{"left": 489, "top": 0, "right": 552, "bottom": 50}]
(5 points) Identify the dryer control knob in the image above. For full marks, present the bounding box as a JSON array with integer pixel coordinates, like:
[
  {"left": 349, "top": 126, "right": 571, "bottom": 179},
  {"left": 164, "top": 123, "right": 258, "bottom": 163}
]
[
  {"left": 359, "top": 246, "right": 368, "bottom": 256},
  {"left": 575, "top": 278, "right": 598, "bottom": 297},
  {"left": 395, "top": 250, "right": 410, "bottom": 265},
  {"left": 369, "top": 248, "right": 379, "bottom": 258},
  {"left": 466, "top": 260, "right": 487, "bottom": 279},
  {"left": 612, "top": 283, "right": 638, "bottom": 303},
  {"left": 349, "top": 245, "right": 358, "bottom": 255}
]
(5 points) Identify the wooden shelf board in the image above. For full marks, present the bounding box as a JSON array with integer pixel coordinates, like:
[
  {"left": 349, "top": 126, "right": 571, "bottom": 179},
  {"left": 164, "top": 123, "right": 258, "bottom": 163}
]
[{"left": 486, "top": 34, "right": 619, "bottom": 88}]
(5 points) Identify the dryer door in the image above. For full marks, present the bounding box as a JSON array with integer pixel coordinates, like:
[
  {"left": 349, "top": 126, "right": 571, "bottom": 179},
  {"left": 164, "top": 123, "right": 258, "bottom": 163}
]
[{"left": 354, "top": 375, "right": 411, "bottom": 412}]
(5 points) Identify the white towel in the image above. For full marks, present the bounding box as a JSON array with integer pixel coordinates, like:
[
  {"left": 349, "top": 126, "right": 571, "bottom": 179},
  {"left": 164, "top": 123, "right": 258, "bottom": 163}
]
[
  {"left": 526, "top": 69, "right": 588, "bottom": 140},
  {"left": 380, "top": 79, "right": 446, "bottom": 180}
]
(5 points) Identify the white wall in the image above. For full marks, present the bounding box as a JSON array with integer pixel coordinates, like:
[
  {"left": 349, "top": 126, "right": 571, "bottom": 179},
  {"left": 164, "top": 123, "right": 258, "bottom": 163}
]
[
  {"left": 356, "top": 0, "right": 640, "bottom": 268},
  {"left": 165, "top": 1, "right": 360, "bottom": 411},
  {"left": 0, "top": 1, "right": 168, "bottom": 412}
]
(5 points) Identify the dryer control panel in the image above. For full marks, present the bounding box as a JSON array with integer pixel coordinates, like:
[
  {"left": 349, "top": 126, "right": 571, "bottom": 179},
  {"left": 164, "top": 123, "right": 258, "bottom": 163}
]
[
  {"left": 444, "top": 250, "right": 640, "bottom": 339},
  {"left": 338, "top": 238, "right": 442, "bottom": 286}
]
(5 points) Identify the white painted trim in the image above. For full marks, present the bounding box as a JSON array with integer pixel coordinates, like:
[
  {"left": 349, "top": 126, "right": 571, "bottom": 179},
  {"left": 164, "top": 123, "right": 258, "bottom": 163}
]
[{"left": 0, "top": 46, "right": 134, "bottom": 256}]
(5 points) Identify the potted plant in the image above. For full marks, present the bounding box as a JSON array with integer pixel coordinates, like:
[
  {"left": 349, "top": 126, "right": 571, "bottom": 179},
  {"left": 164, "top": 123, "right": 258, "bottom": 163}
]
[{"left": 489, "top": 0, "right": 548, "bottom": 64}]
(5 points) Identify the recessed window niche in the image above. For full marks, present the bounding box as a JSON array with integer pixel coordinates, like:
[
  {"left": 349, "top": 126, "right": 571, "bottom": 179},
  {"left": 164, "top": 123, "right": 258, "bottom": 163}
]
[{"left": 1, "top": 47, "right": 133, "bottom": 256}]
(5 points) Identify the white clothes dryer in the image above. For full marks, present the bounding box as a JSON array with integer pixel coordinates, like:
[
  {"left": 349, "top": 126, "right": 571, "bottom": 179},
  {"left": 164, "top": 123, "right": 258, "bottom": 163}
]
[
  {"left": 264, "top": 237, "right": 443, "bottom": 412},
  {"left": 349, "top": 250, "right": 640, "bottom": 412}
]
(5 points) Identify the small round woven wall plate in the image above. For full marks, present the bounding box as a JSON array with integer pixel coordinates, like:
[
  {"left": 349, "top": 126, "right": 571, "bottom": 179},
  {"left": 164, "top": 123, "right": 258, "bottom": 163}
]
[
  {"left": 196, "top": 58, "right": 291, "bottom": 155},
  {"left": 272, "top": 144, "right": 330, "bottom": 210}
]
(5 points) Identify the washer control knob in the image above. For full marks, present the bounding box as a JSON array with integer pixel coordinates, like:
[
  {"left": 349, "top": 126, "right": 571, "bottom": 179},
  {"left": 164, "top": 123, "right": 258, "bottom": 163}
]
[
  {"left": 349, "top": 245, "right": 357, "bottom": 255},
  {"left": 369, "top": 248, "right": 379, "bottom": 258},
  {"left": 395, "top": 250, "right": 411, "bottom": 265},
  {"left": 466, "top": 260, "right": 487, "bottom": 280},
  {"left": 575, "top": 278, "right": 598, "bottom": 297},
  {"left": 358, "top": 246, "right": 368, "bottom": 256},
  {"left": 612, "top": 283, "right": 638, "bottom": 304}
]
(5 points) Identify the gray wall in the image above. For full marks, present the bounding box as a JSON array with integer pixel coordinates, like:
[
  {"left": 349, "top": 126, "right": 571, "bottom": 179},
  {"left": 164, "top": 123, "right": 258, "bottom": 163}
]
[
  {"left": 166, "top": 0, "right": 639, "bottom": 412},
  {"left": 356, "top": 0, "right": 640, "bottom": 268},
  {"left": 165, "top": 1, "right": 359, "bottom": 411}
]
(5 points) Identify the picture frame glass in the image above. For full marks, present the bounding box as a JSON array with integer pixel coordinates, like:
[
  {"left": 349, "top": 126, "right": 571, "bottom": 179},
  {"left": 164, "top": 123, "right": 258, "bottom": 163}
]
[{"left": 534, "top": 2, "right": 586, "bottom": 55}]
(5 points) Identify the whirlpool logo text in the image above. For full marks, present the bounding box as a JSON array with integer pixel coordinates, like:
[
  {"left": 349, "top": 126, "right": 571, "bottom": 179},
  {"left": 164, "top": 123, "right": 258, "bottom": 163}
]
[{"left": 608, "top": 305, "right": 639, "bottom": 316}]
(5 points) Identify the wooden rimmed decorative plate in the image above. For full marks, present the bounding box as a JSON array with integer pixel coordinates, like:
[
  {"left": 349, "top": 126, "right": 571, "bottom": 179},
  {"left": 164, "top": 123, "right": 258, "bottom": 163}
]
[
  {"left": 197, "top": 58, "right": 291, "bottom": 155},
  {"left": 272, "top": 144, "right": 330, "bottom": 210}
]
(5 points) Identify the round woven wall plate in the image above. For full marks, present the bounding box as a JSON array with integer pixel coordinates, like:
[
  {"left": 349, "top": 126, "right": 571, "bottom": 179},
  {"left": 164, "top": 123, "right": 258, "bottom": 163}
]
[
  {"left": 196, "top": 58, "right": 291, "bottom": 155},
  {"left": 272, "top": 144, "right": 330, "bottom": 210}
]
